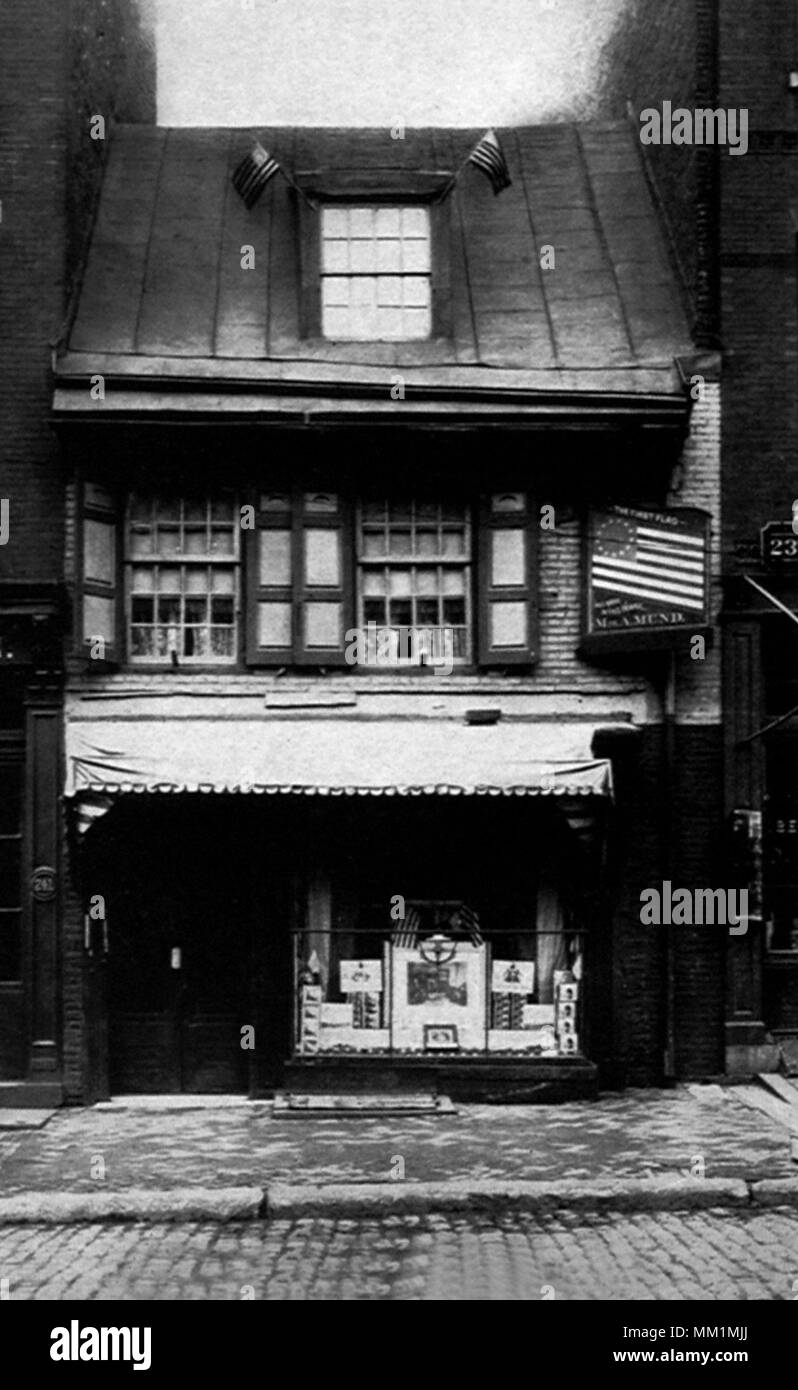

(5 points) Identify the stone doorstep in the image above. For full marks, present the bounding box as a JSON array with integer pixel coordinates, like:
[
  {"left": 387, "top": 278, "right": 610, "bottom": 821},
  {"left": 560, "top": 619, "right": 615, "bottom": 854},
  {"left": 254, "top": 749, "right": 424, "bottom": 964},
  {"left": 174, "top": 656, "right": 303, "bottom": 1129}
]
[
  {"left": 0, "top": 1082, "right": 63, "bottom": 1110},
  {"left": 272, "top": 1091, "right": 455, "bottom": 1115},
  {"left": 2, "top": 1177, "right": 798, "bottom": 1225}
]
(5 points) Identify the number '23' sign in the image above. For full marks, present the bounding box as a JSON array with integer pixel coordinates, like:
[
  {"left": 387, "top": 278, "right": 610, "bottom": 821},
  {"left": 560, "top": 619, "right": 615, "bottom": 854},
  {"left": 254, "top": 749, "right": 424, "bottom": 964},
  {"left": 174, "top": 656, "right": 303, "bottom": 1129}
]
[{"left": 762, "top": 522, "right": 798, "bottom": 565}]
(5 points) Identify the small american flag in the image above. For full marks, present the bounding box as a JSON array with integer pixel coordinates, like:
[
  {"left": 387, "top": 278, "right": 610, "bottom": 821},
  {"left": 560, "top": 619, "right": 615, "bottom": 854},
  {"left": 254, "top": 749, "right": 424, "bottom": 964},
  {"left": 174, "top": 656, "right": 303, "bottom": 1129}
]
[
  {"left": 393, "top": 903, "right": 422, "bottom": 948},
  {"left": 453, "top": 902, "right": 484, "bottom": 947},
  {"left": 468, "top": 129, "right": 512, "bottom": 195},
  {"left": 232, "top": 141, "right": 281, "bottom": 209},
  {"left": 591, "top": 513, "right": 706, "bottom": 612}
]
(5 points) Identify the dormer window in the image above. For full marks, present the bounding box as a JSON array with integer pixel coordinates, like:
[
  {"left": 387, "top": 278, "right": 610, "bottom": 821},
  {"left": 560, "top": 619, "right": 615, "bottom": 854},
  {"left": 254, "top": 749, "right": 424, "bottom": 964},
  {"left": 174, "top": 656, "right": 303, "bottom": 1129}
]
[{"left": 320, "top": 205, "right": 432, "bottom": 341}]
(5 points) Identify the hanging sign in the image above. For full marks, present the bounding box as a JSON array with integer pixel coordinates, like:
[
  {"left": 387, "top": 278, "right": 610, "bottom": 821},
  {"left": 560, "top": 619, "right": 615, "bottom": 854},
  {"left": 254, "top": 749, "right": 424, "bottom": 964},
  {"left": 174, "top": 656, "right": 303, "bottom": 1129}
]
[{"left": 583, "top": 506, "right": 711, "bottom": 654}]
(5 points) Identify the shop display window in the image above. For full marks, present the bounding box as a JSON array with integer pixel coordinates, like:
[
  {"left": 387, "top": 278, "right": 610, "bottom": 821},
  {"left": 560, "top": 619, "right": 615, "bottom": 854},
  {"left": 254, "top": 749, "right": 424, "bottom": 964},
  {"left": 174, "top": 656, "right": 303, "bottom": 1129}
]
[{"left": 293, "top": 889, "right": 585, "bottom": 1058}]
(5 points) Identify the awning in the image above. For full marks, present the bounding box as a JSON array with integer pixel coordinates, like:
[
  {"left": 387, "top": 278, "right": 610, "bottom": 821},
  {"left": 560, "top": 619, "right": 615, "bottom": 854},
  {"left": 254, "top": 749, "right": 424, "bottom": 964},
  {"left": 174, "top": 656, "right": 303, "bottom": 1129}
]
[{"left": 64, "top": 715, "right": 613, "bottom": 840}]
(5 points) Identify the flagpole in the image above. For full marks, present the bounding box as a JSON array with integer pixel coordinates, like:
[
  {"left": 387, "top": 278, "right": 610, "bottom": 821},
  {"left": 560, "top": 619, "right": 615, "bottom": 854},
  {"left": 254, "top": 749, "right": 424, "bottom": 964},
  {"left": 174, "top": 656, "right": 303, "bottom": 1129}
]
[{"left": 434, "top": 149, "right": 474, "bottom": 204}]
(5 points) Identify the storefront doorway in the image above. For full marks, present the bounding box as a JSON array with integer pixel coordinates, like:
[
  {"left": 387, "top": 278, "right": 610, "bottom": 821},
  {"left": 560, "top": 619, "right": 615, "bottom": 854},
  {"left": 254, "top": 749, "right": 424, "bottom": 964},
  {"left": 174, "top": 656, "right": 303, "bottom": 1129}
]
[{"left": 85, "top": 800, "right": 268, "bottom": 1095}]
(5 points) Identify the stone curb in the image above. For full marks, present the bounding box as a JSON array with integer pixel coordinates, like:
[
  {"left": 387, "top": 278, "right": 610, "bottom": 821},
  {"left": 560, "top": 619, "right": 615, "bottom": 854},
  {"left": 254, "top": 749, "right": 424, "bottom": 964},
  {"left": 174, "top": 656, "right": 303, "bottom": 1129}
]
[
  {"left": 0, "top": 1188, "right": 264, "bottom": 1225},
  {"left": 265, "top": 1176, "right": 752, "bottom": 1218},
  {"left": 3, "top": 1176, "right": 797, "bottom": 1224},
  {"left": 749, "top": 1178, "right": 798, "bottom": 1207}
]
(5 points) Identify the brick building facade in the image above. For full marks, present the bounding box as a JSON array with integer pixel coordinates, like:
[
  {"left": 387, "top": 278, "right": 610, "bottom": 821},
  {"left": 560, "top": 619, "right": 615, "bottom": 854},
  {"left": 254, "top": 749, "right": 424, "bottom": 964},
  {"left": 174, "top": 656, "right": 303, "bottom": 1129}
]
[
  {"left": 0, "top": 0, "right": 154, "bottom": 1101},
  {"left": 2, "top": 1, "right": 755, "bottom": 1104}
]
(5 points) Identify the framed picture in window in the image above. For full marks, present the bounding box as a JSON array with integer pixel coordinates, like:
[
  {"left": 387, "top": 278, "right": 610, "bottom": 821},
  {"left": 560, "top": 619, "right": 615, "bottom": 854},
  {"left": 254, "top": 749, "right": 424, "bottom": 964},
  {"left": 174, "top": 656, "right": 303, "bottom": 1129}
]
[
  {"left": 391, "top": 943, "right": 485, "bottom": 1050},
  {"left": 423, "top": 1024, "right": 459, "bottom": 1052}
]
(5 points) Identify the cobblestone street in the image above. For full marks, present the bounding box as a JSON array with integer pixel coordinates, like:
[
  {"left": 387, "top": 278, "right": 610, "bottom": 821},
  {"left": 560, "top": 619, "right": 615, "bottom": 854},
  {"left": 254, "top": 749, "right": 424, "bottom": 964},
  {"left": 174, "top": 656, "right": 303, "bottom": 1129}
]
[{"left": 1, "top": 1207, "right": 796, "bottom": 1301}]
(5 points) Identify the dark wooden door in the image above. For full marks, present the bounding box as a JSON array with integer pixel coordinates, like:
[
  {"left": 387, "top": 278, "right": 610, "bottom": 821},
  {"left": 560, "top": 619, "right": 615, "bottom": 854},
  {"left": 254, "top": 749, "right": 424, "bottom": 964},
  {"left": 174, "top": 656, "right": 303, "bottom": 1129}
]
[{"left": 109, "top": 919, "right": 248, "bottom": 1094}]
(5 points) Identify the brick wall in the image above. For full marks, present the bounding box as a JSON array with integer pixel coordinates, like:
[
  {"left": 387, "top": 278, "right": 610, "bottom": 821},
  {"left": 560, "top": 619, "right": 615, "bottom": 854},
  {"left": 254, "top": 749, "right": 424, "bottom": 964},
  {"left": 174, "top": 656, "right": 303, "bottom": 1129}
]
[{"left": 0, "top": 0, "right": 153, "bottom": 586}]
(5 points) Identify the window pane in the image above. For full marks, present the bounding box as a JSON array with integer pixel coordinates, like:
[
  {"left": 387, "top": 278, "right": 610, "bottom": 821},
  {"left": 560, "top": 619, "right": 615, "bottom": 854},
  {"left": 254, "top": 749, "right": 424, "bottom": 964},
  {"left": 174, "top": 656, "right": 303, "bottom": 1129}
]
[
  {"left": 415, "top": 530, "right": 437, "bottom": 557},
  {"left": 210, "top": 529, "right": 234, "bottom": 555},
  {"left": 388, "top": 569, "right": 412, "bottom": 596},
  {"left": 349, "top": 207, "right": 374, "bottom": 237},
  {"left": 158, "top": 527, "right": 181, "bottom": 556},
  {"left": 387, "top": 531, "right": 411, "bottom": 557},
  {"left": 375, "top": 207, "right": 400, "bottom": 237},
  {"left": 389, "top": 599, "right": 412, "bottom": 625},
  {"left": 363, "top": 598, "right": 386, "bottom": 624},
  {"left": 361, "top": 570, "right": 385, "bottom": 597},
  {"left": 185, "top": 598, "right": 207, "bottom": 624},
  {"left": 323, "top": 207, "right": 348, "bottom": 238},
  {"left": 184, "top": 529, "right": 207, "bottom": 556},
  {"left": 212, "top": 568, "right": 235, "bottom": 595},
  {"left": 443, "top": 597, "right": 466, "bottom": 625},
  {"left": 211, "top": 629, "right": 235, "bottom": 657},
  {"left": 211, "top": 596, "right": 234, "bottom": 624},
  {"left": 323, "top": 239, "right": 349, "bottom": 273},
  {"left": 350, "top": 240, "right": 377, "bottom": 273},
  {"left": 131, "top": 566, "right": 155, "bottom": 594},
  {"left": 362, "top": 532, "right": 386, "bottom": 558},
  {"left": 131, "top": 627, "right": 154, "bottom": 657},
  {"left": 132, "top": 596, "right": 154, "bottom": 623},
  {"left": 442, "top": 530, "right": 466, "bottom": 557},
  {"left": 130, "top": 527, "right": 153, "bottom": 557},
  {"left": 158, "top": 597, "right": 180, "bottom": 623},
  {"left": 417, "top": 598, "right": 439, "bottom": 625},
  {"left": 376, "top": 240, "right": 402, "bottom": 273},
  {"left": 184, "top": 568, "right": 209, "bottom": 595}
]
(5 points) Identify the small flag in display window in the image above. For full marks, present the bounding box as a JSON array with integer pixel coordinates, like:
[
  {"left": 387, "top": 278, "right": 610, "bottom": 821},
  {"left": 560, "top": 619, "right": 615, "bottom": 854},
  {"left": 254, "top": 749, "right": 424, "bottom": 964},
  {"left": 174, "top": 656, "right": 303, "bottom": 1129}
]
[
  {"left": 232, "top": 141, "right": 281, "bottom": 209},
  {"left": 467, "top": 129, "right": 512, "bottom": 195}
]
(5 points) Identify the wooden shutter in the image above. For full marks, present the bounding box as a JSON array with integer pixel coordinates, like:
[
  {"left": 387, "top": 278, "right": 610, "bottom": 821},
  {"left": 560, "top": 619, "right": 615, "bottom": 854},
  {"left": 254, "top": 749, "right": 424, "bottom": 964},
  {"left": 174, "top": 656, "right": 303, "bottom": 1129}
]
[
  {"left": 295, "top": 491, "right": 352, "bottom": 667},
  {"left": 477, "top": 492, "right": 538, "bottom": 667},
  {"left": 245, "top": 491, "right": 295, "bottom": 667},
  {"left": 245, "top": 490, "right": 353, "bottom": 666},
  {"left": 80, "top": 480, "right": 120, "bottom": 663}
]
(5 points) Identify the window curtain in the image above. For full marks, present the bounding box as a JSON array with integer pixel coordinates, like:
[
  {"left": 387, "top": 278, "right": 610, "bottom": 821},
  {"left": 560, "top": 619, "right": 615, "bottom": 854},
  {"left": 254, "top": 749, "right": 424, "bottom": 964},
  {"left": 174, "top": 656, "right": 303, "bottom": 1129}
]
[{"left": 535, "top": 882, "right": 567, "bottom": 1003}]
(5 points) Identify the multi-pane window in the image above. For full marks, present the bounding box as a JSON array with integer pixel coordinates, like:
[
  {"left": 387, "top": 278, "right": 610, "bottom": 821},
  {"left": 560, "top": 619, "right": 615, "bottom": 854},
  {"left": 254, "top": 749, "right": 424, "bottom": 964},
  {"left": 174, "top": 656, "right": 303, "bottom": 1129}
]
[
  {"left": 126, "top": 497, "right": 239, "bottom": 663},
  {"left": 81, "top": 485, "right": 536, "bottom": 667},
  {"left": 320, "top": 206, "right": 432, "bottom": 341},
  {"left": 357, "top": 500, "right": 471, "bottom": 665}
]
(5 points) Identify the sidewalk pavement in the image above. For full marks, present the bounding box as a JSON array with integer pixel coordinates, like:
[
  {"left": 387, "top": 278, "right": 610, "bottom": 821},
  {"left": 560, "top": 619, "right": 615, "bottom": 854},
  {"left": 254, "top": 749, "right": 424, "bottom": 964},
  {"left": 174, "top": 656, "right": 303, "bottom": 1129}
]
[{"left": 1, "top": 1084, "right": 797, "bottom": 1222}]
